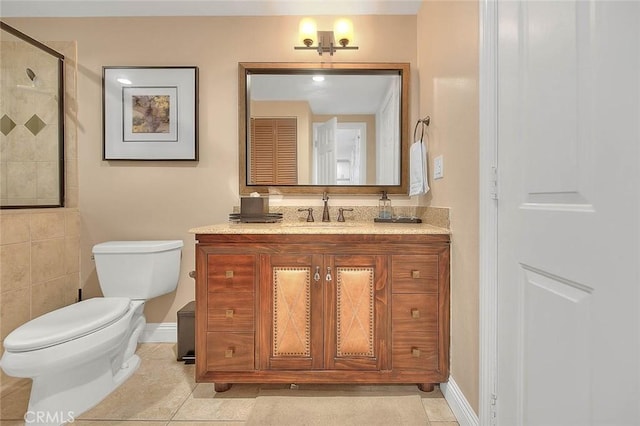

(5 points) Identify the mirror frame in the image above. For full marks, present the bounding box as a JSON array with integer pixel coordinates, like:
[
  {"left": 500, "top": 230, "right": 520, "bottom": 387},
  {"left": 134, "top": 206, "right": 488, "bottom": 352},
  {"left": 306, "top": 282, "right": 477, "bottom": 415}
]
[{"left": 239, "top": 62, "right": 410, "bottom": 195}]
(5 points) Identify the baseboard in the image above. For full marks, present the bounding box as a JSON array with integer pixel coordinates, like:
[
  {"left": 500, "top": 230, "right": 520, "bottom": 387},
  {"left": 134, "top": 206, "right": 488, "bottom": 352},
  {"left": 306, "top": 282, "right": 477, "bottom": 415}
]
[
  {"left": 140, "top": 322, "right": 177, "bottom": 343},
  {"left": 441, "top": 376, "right": 479, "bottom": 426}
]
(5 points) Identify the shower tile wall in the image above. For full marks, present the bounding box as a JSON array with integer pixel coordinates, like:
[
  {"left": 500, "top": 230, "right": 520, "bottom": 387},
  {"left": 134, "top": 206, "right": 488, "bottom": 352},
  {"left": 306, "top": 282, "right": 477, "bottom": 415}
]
[
  {"left": 0, "top": 40, "right": 78, "bottom": 393},
  {"left": 0, "top": 40, "right": 62, "bottom": 206},
  {"left": 0, "top": 209, "right": 80, "bottom": 391}
]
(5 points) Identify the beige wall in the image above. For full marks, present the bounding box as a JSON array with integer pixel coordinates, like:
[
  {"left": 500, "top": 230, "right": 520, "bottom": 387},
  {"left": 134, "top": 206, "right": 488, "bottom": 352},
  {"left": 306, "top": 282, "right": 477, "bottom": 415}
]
[
  {"left": 4, "top": 16, "right": 418, "bottom": 326},
  {"left": 417, "top": 1, "right": 480, "bottom": 414}
]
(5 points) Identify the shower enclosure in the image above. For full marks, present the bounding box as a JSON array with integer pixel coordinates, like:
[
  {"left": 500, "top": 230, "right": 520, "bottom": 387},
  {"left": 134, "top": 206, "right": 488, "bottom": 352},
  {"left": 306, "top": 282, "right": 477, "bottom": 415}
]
[{"left": 0, "top": 21, "right": 65, "bottom": 208}]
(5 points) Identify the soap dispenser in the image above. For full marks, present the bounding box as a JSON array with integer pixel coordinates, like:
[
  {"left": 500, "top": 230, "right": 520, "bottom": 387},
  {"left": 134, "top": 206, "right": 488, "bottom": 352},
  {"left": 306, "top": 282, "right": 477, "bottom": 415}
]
[{"left": 378, "top": 191, "right": 392, "bottom": 219}]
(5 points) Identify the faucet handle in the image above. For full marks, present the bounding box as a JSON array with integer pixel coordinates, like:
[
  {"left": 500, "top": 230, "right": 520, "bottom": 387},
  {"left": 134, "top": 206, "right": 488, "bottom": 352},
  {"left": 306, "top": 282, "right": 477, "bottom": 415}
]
[
  {"left": 298, "top": 207, "right": 314, "bottom": 222},
  {"left": 337, "top": 208, "right": 354, "bottom": 222}
]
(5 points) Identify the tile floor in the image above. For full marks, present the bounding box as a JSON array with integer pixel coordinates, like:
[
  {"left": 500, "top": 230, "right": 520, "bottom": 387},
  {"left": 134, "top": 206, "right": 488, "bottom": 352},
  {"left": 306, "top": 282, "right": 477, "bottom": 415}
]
[{"left": 0, "top": 343, "right": 459, "bottom": 425}]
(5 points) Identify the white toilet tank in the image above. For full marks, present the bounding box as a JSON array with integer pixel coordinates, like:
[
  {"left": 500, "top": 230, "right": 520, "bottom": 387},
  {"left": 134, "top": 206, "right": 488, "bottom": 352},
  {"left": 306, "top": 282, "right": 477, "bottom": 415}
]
[{"left": 92, "top": 240, "right": 183, "bottom": 300}]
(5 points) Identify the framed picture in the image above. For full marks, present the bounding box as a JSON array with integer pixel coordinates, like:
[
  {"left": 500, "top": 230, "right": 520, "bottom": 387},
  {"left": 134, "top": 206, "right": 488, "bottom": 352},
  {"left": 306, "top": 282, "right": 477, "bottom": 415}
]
[{"left": 103, "top": 66, "right": 198, "bottom": 160}]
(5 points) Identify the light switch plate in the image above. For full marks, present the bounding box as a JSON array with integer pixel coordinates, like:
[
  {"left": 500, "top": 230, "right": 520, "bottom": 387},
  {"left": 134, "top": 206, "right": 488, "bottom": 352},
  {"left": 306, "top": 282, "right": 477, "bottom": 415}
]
[{"left": 434, "top": 155, "right": 444, "bottom": 179}]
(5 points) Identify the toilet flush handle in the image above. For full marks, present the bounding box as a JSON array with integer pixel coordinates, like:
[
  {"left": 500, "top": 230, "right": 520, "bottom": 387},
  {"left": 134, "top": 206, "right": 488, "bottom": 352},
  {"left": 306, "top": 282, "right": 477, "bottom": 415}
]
[{"left": 189, "top": 270, "right": 196, "bottom": 279}]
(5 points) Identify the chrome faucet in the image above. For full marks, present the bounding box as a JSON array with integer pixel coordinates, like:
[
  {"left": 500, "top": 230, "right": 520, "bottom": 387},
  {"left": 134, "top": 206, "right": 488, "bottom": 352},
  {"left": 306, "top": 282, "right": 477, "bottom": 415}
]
[{"left": 322, "top": 192, "right": 330, "bottom": 222}]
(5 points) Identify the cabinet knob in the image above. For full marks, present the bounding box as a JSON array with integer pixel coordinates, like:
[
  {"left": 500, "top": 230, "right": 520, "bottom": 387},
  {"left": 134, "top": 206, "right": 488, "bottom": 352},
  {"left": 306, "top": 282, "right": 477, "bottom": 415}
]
[
  {"left": 225, "top": 309, "right": 234, "bottom": 318},
  {"left": 225, "top": 348, "right": 234, "bottom": 358},
  {"left": 411, "top": 270, "right": 420, "bottom": 279},
  {"left": 225, "top": 270, "right": 234, "bottom": 278},
  {"left": 412, "top": 347, "right": 421, "bottom": 358},
  {"left": 411, "top": 309, "right": 420, "bottom": 319},
  {"left": 189, "top": 270, "right": 196, "bottom": 279}
]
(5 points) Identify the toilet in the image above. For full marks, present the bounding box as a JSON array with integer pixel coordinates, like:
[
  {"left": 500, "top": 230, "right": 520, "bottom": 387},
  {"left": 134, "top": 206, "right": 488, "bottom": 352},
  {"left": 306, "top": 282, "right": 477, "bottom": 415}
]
[{"left": 0, "top": 240, "right": 183, "bottom": 425}]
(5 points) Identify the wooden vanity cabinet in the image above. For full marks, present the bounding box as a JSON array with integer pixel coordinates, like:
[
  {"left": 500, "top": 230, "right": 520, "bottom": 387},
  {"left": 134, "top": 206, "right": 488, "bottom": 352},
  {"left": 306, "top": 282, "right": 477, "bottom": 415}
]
[{"left": 195, "top": 232, "right": 449, "bottom": 392}]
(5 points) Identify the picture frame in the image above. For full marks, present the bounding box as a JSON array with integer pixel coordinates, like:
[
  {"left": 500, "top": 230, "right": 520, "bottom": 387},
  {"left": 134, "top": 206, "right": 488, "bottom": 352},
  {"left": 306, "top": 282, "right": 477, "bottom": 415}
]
[{"left": 103, "top": 66, "right": 198, "bottom": 160}]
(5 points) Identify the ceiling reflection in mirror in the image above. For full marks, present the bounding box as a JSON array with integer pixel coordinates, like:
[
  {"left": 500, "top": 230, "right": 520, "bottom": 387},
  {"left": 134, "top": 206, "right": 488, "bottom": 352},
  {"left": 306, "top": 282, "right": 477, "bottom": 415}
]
[{"left": 240, "top": 63, "right": 409, "bottom": 195}]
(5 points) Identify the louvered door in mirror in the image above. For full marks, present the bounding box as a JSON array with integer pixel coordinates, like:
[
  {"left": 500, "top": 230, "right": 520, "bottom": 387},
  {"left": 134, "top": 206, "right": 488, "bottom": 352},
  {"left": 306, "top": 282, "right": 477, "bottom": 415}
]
[{"left": 250, "top": 117, "right": 297, "bottom": 185}]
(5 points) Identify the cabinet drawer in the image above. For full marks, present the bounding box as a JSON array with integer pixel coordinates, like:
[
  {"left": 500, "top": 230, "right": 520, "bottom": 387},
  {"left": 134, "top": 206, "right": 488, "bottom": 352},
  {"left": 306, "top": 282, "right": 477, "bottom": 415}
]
[
  {"left": 207, "top": 254, "right": 255, "bottom": 293},
  {"left": 392, "top": 255, "right": 438, "bottom": 293},
  {"left": 207, "top": 292, "right": 254, "bottom": 331},
  {"left": 206, "top": 332, "right": 254, "bottom": 371},
  {"left": 392, "top": 333, "right": 438, "bottom": 370},
  {"left": 392, "top": 294, "right": 438, "bottom": 334}
]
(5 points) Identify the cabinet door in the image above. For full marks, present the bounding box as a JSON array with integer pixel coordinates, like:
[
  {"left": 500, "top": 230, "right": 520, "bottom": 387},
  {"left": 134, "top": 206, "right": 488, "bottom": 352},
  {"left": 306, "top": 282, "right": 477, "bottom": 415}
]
[
  {"left": 259, "top": 254, "right": 324, "bottom": 370},
  {"left": 324, "top": 255, "right": 389, "bottom": 370}
]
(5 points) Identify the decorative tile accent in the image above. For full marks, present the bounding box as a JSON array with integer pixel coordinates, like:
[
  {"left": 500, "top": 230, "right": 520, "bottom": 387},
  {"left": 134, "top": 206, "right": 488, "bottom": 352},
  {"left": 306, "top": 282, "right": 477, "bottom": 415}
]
[
  {"left": 24, "top": 114, "right": 46, "bottom": 136},
  {"left": 0, "top": 115, "right": 16, "bottom": 136}
]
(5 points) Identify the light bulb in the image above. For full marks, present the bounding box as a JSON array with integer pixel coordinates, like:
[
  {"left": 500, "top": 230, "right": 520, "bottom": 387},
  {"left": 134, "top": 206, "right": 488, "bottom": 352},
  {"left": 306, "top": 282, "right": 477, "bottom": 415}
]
[
  {"left": 299, "top": 18, "right": 317, "bottom": 47},
  {"left": 334, "top": 18, "right": 353, "bottom": 47}
]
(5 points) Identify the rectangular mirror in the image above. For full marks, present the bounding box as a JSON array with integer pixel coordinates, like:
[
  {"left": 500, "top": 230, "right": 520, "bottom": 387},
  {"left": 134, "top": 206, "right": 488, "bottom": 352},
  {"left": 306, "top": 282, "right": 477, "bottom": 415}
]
[{"left": 239, "top": 62, "right": 409, "bottom": 195}]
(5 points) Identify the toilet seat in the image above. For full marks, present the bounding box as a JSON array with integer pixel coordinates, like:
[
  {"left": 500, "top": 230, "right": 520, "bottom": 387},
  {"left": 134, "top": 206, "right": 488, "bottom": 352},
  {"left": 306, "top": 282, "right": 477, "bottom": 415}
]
[{"left": 3, "top": 297, "right": 131, "bottom": 352}]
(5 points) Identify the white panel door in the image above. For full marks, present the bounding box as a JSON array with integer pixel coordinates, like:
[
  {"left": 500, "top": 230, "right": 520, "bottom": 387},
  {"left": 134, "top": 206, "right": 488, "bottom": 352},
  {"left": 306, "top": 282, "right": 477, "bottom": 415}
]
[
  {"left": 376, "top": 82, "right": 400, "bottom": 185},
  {"left": 497, "top": 1, "right": 639, "bottom": 425},
  {"left": 315, "top": 117, "right": 337, "bottom": 185}
]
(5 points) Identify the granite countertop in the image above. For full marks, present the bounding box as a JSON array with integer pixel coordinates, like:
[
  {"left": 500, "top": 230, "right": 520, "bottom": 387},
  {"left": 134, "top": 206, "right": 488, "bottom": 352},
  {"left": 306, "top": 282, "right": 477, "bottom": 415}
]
[{"left": 189, "top": 221, "right": 450, "bottom": 235}]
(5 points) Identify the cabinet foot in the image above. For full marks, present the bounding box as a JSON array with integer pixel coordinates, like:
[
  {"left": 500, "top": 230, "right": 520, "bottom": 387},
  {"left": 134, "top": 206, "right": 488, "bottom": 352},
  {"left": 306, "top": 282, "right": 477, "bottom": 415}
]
[
  {"left": 417, "top": 383, "right": 435, "bottom": 392},
  {"left": 214, "top": 383, "right": 232, "bottom": 392}
]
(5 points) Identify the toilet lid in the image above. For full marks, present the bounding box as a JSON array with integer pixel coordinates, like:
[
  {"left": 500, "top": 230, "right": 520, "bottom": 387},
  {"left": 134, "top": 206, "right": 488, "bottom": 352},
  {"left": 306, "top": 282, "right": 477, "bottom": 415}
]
[{"left": 3, "top": 298, "right": 131, "bottom": 352}]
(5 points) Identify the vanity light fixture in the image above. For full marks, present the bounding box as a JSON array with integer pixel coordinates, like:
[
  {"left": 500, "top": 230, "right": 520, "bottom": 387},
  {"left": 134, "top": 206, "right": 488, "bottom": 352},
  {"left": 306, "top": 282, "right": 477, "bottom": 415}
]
[{"left": 295, "top": 18, "right": 358, "bottom": 56}]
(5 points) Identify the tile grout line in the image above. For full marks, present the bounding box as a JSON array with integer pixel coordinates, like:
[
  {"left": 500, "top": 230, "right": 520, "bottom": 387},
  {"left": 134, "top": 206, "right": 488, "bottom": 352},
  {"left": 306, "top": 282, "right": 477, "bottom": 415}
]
[{"left": 167, "top": 372, "right": 199, "bottom": 423}]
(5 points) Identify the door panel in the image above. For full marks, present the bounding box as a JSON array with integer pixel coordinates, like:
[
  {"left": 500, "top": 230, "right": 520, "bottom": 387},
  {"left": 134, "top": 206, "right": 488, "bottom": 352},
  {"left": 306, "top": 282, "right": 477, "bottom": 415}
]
[
  {"left": 272, "top": 267, "right": 311, "bottom": 357},
  {"left": 520, "top": 266, "right": 591, "bottom": 425},
  {"left": 335, "top": 267, "right": 375, "bottom": 357},
  {"left": 497, "top": 1, "right": 639, "bottom": 425},
  {"left": 315, "top": 117, "right": 337, "bottom": 185},
  {"left": 261, "top": 254, "right": 324, "bottom": 370},
  {"left": 325, "top": 255, "right": 388, "bottom": 370}
]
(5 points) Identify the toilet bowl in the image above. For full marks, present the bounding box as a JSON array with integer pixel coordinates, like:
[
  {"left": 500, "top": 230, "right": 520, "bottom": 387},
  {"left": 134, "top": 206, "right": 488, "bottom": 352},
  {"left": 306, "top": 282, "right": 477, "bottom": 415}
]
[{"left": 0, "top": 240, "right": 183, "bottom": 426}]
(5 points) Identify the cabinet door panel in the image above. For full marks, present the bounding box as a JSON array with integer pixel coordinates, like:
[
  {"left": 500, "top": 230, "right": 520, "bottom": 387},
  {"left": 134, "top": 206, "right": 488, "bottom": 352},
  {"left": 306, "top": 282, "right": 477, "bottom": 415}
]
[
  {"left": 207, "top": 254, "right": 255, "bottom": 293},
  {"left": 260, "top": 254, "right": 324, "bottom": 370},
  {"left": 207, "top": 292, "right": 254, "bottom": 331},
  {"left": 272, "top": 266, "right": 311, "bottom": 357},
  {"left": 325, "top": 255, "right": 389, "bottom": 370},
  {"left": 336, "top": 267, "right": 375, "bottom": 357},
  {"left": 392, "top": 255, "right": 439, "bottom": 293}
]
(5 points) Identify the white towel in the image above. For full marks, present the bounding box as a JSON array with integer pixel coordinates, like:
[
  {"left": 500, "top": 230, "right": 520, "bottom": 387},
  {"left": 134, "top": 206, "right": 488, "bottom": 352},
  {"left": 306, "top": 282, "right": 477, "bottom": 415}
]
[{"left": 409, "top": 140, "right": 430, "bottom": 196}]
